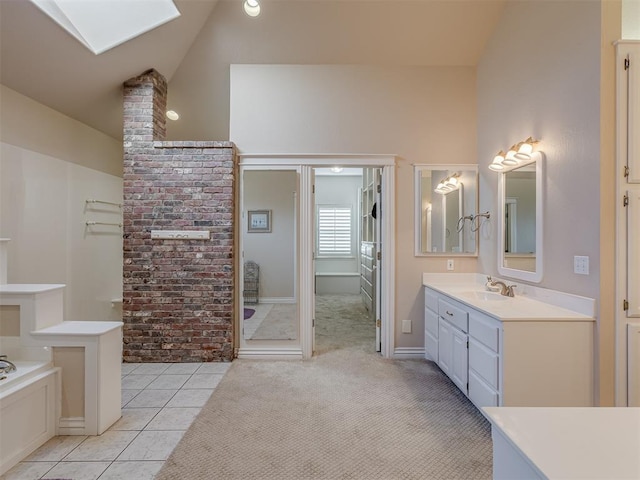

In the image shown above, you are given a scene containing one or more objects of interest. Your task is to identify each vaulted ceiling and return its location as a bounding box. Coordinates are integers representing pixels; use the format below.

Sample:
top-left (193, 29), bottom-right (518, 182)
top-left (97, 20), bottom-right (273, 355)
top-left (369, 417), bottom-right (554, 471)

top-left (0, 0), bottom-right (506, 141)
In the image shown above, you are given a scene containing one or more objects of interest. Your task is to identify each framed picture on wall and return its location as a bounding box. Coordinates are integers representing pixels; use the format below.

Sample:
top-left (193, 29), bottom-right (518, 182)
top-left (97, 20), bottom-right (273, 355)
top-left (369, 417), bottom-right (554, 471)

top-left (247, 210), bottom-right (271, 233)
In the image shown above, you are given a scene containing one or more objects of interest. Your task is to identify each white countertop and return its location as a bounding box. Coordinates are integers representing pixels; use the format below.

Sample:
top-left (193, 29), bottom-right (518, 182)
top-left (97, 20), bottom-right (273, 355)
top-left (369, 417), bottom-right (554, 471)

top-left (423, 273), bottom-right (595, 321)
top-left (31, 321), bottom-right (123, 336)
top-left (0, 284), bottom-right (66, 294)
top-left (483, 407), bottom-right (640, 479)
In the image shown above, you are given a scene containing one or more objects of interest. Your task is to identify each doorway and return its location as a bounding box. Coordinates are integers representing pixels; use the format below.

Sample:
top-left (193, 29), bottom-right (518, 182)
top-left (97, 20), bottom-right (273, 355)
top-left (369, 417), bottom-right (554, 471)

top-left (313, 167), bottom-right (380, 355)
top-left (237, 155), bottom-right (396, 360)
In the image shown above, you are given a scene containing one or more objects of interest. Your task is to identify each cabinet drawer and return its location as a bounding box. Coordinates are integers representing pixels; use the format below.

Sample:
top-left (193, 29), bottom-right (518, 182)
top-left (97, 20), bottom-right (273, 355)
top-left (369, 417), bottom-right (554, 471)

top-left (425, 288), bottom-right (438, 313)
top-left (425, 308), bottom-right (438, 338)
top-left (469, 370), bottom-right (499, 408)
top-left (469, 311), bottom-right (500, 352)
top-left (438, 298), bottom-right (468, 333)
top-left (469, 339), bottom-right (499, 390)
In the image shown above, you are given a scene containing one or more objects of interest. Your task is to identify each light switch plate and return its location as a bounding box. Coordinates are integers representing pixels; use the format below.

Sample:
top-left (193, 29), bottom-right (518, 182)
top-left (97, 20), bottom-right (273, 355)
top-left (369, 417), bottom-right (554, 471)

top-left (151, 230), bottom-right (210, 240)
top-left (574, 255), bottom-right (589, 275)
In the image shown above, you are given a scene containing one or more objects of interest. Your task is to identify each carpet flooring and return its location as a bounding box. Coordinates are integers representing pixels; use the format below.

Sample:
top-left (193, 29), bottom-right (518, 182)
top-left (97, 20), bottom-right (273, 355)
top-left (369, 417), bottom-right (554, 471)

top-left (156, 295), bottom-right (492, 480)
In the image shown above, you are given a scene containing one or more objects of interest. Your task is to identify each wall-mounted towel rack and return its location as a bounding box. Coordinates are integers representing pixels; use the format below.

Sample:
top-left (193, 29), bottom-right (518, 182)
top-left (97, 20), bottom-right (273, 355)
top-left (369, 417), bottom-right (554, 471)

top-left (86, 199), bottom-right (122, 208)
top-left (85, 221), bottom-right (122, 228)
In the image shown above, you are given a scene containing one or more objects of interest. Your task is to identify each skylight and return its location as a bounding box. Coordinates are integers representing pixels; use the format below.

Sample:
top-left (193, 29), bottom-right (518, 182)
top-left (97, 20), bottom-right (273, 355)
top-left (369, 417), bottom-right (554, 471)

top-left (30, 0), bottom-right (181, 55)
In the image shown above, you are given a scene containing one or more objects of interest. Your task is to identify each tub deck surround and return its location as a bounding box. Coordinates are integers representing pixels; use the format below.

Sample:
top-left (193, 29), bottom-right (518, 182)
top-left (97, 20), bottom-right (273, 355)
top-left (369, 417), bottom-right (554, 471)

top-left (423, 273), bottom-right (596, 409)
top-left (0, 284), bottom-right (66, 343)
top-left (0, 281), bottom-right (124, 473)
top-left (422, 272), bottom-right (596, 320)
top-left (483, 407), bottom-right (640, 480)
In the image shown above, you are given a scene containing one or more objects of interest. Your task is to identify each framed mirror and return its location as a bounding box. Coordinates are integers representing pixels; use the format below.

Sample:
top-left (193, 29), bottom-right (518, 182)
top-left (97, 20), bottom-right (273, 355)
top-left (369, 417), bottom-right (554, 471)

top-left (414, 165), bottom-right (478, 256)
top-left (497, 152), bottom-right (544, 282)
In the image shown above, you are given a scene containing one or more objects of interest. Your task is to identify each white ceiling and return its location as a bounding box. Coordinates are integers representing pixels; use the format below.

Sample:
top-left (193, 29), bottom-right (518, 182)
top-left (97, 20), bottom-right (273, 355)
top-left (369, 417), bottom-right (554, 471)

top-left (0, 0), bottom-right (506, 141)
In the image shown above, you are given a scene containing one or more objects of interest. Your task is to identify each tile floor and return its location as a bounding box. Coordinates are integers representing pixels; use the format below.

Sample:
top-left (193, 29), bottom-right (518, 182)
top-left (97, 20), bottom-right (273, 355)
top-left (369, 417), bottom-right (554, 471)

top-left (2, 362), bottom-right (231, 480)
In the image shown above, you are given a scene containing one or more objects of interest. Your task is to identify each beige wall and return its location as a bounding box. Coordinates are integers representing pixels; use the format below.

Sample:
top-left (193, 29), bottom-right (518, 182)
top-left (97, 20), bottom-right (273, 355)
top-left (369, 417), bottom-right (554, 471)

top-left (476, 1), bottom-right (613, 402)
top-left (0, 85), bottom-right (122, 177)
top-left (230, 65), bottom-right (478, 348)
top-left (622, 0), bottom-right (640, 39)
top-left (0, 86), bottom-right (123, 321)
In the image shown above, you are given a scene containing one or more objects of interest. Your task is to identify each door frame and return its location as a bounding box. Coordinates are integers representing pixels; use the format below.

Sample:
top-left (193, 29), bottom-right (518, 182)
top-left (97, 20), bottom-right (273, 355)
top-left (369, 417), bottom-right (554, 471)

top-left (238, 154), bottom-right (396, 359)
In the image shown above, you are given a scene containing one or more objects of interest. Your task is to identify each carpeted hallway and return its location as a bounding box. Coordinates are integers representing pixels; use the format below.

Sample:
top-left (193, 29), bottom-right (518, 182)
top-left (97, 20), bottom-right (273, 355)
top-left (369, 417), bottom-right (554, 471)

top-left (156, 294), bottom-right (492, 479)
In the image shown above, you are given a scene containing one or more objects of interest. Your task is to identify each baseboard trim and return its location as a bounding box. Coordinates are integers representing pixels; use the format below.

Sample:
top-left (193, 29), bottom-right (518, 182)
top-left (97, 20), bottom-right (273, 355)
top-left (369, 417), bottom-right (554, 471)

top-left (258, 297), bottom-right (296, 304)
top-left (237, 348), bottom-right (303, 360)
top-left (393, 347), bottom-right (425, 359)
top-left (58, 417), bottom-right (85, 435)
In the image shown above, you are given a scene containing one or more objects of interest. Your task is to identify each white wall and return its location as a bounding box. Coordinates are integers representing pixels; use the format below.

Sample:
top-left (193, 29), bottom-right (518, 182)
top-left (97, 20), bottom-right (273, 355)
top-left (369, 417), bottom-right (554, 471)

top-left (0, 85), bottom-right (123, 321)
top-left (231, 65), bottom-right (478, 348)
top-left (477, 1), bottom-right (601, 301)
top-left (477, 1), bottom-right (607, 400)
top-left (243, 170), bottom-right (297, 300)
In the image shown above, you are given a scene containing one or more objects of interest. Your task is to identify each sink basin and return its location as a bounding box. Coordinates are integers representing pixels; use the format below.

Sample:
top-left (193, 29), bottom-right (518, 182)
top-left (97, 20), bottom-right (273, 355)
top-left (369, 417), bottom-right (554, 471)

top-left (459, 291), bottom-right (509, 302)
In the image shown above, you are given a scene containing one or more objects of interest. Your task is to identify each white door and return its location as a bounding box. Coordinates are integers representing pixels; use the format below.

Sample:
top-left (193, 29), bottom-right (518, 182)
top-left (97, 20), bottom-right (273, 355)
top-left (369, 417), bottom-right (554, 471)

top-left (617, 43), bottom-right (640, 405)
top-left (311, 168), bottom-right (316, 353)
top-left (374, 169), bottom-right (382, 352)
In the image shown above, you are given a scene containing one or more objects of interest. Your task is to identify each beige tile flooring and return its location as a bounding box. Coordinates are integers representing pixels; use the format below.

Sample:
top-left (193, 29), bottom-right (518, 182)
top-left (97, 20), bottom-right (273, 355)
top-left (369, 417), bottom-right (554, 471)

top-left (2, 362), bottom-right (231, 480)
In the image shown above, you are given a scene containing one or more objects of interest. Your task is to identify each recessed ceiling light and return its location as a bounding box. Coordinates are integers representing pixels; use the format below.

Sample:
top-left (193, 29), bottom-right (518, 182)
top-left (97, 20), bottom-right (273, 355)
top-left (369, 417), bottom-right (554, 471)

top-left (243, 0), bottom-right (261, 17)
top-left (166, 110), bottom-right (180, 121)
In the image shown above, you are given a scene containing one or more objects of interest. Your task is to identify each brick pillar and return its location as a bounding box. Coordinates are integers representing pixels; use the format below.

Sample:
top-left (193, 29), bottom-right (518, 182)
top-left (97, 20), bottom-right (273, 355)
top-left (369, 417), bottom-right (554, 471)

top-left (122, 69), bottom-right (235, 362)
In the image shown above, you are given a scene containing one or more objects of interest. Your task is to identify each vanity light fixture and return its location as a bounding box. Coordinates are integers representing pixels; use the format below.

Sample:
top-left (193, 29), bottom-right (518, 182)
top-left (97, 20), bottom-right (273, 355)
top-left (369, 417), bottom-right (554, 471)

top-left (488, 138), bottom-right (540, 172)
top-left (434, 173), bottom-right (461, 194)
top-left (243, 0), bottom-right (261, 17)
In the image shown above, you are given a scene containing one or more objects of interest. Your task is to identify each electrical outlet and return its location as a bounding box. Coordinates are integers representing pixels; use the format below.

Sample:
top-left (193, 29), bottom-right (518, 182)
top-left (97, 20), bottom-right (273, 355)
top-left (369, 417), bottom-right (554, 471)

top-left (447, 259), bottom-right (454, 271)
top-left (574, 255), bottom-right (589, 275)
top-left (402, 319), bottom-right (412, 333)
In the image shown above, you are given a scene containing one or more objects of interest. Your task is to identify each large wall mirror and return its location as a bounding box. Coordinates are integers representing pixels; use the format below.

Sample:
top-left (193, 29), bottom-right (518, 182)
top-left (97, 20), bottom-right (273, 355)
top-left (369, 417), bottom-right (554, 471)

top-left (414, 165), bottom-right (478, 256)
top-left (497, 152), bottom-right (544, 282)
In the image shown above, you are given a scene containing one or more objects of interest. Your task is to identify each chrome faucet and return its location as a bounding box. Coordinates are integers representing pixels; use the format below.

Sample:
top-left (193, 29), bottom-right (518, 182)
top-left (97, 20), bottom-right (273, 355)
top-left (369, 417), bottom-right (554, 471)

top-left (487, 278), bottom-right (517, 297)
top-left (0, 355), bottom-right (17, 374)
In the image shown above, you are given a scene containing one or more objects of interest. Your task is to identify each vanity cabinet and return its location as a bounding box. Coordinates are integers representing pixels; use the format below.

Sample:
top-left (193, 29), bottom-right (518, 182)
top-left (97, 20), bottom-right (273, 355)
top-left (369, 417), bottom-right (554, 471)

top-left (424, 285), bottom-right (594, 408)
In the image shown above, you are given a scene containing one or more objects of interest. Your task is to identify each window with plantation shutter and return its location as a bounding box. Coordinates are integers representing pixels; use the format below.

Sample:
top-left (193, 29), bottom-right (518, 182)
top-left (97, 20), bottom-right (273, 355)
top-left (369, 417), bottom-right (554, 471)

top-left (317, 206), bottom-right (352, 256)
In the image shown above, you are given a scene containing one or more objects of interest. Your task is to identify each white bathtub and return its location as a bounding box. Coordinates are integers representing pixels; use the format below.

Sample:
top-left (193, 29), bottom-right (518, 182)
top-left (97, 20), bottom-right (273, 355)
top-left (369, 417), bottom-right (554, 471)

top-left (0, 360), bottom-right (60, 476)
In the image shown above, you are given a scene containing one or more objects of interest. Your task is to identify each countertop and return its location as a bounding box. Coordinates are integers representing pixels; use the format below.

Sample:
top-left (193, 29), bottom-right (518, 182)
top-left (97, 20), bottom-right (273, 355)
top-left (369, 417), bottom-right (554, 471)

top-left (483, 407), bottom-right (640, 479)
top-left (0, 284), bottom-right (66, 294)
top-left (423, 273), bottom-right (595, 321)
top-left (31, 321), bottom-right (123, 336)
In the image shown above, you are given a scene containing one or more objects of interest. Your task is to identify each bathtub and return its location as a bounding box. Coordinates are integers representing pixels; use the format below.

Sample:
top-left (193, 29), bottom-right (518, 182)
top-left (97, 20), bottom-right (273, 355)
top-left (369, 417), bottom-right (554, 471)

top-left (0, 360), bottom-right (60, 476)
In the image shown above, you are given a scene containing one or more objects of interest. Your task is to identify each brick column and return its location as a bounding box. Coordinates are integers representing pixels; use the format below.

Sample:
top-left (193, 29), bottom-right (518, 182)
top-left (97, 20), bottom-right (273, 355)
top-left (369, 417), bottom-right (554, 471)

top-left (122, 69), bottom-right (235, 362)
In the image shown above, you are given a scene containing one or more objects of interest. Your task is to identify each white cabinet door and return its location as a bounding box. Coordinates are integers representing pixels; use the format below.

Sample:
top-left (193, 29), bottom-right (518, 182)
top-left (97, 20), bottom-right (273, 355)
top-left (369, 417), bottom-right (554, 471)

top-left (627, 51), bottom-right (640, 183)
top-left (425, 307), bottom-right (439, 361)
top-left (438, 318), bottom-right (452, 377)
top-left (627, 187), bottom-right (640, 318)
top-left (451, 327), bottom-right (468, 394)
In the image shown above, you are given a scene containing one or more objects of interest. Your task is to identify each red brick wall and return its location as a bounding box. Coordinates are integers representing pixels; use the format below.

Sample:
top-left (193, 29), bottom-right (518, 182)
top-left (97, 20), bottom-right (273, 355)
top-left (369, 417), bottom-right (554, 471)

top-left (122, 69), bottom-right (235, 362)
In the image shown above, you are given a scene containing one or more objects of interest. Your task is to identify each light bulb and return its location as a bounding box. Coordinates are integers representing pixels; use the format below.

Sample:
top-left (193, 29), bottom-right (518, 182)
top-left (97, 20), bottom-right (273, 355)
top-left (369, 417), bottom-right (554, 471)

top-left (243, 0), bottom-right (260, 17)
top-left (488, 151), bottom-right (506, 171)
top-left (515, 140), bottom-right (534, 160)
top-left (445, 176), bottom-right (459, 189)
top-left (502, 146), bottom-right (519, 166)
